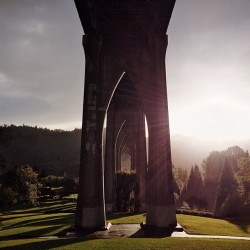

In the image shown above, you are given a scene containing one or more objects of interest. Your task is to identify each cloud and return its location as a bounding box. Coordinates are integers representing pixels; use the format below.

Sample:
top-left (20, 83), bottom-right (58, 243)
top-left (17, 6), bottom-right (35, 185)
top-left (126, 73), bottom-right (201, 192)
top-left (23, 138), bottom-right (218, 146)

top-left (0, 0), bottom-right (84, 128)
top-left (0, 93), bottom-right (50, 124)
top-left (0, 0), bottom-right (250, 140)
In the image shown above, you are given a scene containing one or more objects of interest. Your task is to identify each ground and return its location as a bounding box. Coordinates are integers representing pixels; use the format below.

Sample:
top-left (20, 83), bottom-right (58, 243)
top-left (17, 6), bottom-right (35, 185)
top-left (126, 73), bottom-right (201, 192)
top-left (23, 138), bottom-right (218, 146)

top-left (1, 199), bottom-right (250, 249)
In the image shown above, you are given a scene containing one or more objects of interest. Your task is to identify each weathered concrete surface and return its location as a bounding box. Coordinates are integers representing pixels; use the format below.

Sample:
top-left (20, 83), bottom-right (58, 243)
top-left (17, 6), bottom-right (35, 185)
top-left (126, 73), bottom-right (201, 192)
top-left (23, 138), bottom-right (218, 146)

top-left (74, 0), bottom-right (177, 230)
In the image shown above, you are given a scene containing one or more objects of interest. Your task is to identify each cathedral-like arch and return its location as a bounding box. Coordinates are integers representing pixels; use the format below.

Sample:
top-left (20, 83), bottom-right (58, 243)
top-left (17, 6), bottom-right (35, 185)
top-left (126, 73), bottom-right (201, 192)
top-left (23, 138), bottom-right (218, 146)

top-left (74, 0), bottom-right (177, 232)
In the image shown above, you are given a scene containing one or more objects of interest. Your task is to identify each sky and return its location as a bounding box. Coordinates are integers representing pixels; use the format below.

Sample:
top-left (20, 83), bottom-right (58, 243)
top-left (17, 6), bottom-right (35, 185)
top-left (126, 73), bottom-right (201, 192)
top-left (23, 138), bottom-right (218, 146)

top-left (0, 0), bottom-right (250, 141)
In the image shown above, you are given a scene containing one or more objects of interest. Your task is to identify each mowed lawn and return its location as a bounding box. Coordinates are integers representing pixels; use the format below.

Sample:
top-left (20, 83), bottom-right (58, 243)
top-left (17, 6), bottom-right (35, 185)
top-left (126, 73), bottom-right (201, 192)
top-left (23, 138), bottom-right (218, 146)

top-left (2, 238), bottom-right (250, 250)
top-left (1, 200), bottom-right (250, 249)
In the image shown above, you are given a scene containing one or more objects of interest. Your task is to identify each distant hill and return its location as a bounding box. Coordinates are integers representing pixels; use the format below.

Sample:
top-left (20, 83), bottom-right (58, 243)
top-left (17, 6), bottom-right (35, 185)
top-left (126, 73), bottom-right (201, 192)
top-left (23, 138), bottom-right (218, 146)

top-left (171, 134), bottom-right (250, 170)
top-left (0, 125), bottom-right (81, 177)
top-left (1, 125), bottom-right (249, 176)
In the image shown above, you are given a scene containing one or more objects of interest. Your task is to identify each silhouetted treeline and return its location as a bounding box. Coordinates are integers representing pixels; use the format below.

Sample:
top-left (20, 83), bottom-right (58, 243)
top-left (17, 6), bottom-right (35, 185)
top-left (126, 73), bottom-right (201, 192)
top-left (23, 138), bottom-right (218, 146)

top-left (174, 146), bottom-right (250, 218)
top-left (0, 125), bottom-right (81, 177)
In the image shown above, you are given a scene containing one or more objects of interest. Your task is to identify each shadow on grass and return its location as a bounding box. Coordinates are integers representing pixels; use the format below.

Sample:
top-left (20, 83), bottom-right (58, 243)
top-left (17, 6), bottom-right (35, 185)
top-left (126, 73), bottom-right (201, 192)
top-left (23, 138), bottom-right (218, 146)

top-left (2, 237), bottom-right (92, 250)
top-left (2, 199), bottom-right (76, 214)
top-left (225, 217), bottom-right (250, 233)
top-left (106, 213), bottom-right (145, 221)
top-left (1, 224), bottom-right (72, 239)
top-left (1, 213), bottom-right (40, 222)
top-left (1, 213), bottom-right (76, 240)
top-left (2, 214), bottom-right (74, 231)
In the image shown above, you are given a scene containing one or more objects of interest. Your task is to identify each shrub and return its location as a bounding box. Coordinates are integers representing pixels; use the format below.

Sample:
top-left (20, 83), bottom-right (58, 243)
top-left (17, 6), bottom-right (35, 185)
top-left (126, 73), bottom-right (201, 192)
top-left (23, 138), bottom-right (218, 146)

top-left (116, 170), bottom-right (136, 212)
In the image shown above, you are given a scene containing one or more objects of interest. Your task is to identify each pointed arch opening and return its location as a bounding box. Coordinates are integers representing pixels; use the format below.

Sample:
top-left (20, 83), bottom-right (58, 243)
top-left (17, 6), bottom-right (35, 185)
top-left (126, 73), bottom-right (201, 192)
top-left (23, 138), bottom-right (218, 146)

top-left (104, 72), bottom-right (148, 213)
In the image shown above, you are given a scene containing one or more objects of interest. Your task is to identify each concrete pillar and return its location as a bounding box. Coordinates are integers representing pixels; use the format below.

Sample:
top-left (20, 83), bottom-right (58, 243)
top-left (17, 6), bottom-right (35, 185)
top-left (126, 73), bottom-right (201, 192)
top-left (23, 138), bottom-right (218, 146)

top-left (145, 34), bottom-right (176, 228)
top-left (75, 35), bottom-right (106, 229)
top-left (74, 0), bottom-right (177, 231)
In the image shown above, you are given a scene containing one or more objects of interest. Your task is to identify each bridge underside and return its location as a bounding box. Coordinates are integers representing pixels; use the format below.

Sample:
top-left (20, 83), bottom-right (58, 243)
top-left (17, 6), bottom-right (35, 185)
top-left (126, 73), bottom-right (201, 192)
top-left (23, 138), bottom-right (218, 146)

top-left (74, 0), bottom-right (177, 230)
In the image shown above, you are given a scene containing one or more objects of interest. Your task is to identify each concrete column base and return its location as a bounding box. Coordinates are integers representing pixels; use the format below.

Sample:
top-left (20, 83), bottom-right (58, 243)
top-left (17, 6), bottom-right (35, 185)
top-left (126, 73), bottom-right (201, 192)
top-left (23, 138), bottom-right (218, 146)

top-left (146, 204), bottom-right (177, 228)
top-left (76, 207), bottom-right (106, 229)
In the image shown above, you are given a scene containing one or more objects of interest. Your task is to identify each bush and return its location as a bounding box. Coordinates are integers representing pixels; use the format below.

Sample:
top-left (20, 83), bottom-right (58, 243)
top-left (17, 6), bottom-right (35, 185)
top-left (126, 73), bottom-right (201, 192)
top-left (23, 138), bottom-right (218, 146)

top-left (177, 208), bottom-right (213, 218)
top-left (0, 165), bottom-right (40, 206)
top-left (116, 170), bottom-right (136, 212)
top-left (0, 187), bottom-right (19, 207)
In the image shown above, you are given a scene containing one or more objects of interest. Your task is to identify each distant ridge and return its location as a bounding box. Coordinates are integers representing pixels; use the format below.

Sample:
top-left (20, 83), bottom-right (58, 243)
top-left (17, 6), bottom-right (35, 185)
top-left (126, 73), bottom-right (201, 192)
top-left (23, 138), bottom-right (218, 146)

top-left (171, 134), bottom-right (250, 169)
top-left (1, 125), bottom-right (249, 174)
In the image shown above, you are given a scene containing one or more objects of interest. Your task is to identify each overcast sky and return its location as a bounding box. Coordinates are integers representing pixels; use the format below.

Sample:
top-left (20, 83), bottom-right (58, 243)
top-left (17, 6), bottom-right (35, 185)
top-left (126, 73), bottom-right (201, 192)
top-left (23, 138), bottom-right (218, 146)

top-left (1, 0), bottom-right (250, 141)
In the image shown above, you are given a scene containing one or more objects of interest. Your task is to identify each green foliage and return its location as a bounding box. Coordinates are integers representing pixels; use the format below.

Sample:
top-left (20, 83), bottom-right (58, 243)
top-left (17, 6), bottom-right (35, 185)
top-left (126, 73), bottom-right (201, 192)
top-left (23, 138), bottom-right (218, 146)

top-left (202, 151), bottom-right (225, 211)
top-left (237, 157), bottom-right (250, 208)
top-left (0, 125), bottom-right (81, 177)
top-left (62, 177), bottom-right (79, 197)
top-left (0, 187), bottom-right (19, 206)
top-left (177, 209), bottom-right (212, 217)
top-left (172, 165), bottom-right (188, 192)
top-left (116, 170), bottom-right (136, 212)
top-left (225, 146), bottom-right (249, 171)
top-left (213, 159), bottom-right (242, 217)
top-left (41, 175), bottom-right (64, 188)
top-left (202, 146), bottom-right (248, 212)
top-left (181, 165), bottom-right (206, 210)
top-left (0, 125), bottom-right (10, 174)
top-left (0, 165), bottom-right (40, 207)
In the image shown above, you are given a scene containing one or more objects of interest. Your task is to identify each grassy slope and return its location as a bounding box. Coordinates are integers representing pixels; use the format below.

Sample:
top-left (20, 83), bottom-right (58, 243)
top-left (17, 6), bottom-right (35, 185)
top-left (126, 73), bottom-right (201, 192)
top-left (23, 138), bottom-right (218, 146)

top-left (1, 238), bottom-right (250, 250)
top-left (177, 214), bottom-right (250, 237)
top-left (1, 200), bottom-right (250, 249)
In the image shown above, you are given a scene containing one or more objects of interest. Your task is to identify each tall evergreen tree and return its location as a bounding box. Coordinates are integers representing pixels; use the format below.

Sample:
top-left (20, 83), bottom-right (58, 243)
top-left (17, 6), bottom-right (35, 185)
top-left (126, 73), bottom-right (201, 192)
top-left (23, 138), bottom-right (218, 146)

top-left (237, 157), bottom-right (250, 209)
top-left (202, 146), bottom-right (247, 212)
top-left (181, 165), bottom-right (206, 209)
top-left (213, 158), bottom-right (241, 217)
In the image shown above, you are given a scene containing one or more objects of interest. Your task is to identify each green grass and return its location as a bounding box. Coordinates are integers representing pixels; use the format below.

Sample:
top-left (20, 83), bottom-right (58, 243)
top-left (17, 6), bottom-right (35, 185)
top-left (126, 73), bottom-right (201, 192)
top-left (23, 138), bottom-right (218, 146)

top-left (1, 199), bottom-right (76, 214)
top-left (177, 214), bottom-right (250, 237)
top-left (1, 200), bottom-right (250, 249)
top-left (107, 213), bottom-right (146, 224)
top-left (1, 237), bottom-right (250, 250)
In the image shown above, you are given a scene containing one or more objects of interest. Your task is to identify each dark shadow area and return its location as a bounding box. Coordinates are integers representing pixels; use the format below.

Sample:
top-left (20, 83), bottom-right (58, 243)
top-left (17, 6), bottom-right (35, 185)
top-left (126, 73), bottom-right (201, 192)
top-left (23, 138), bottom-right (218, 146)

top-left (2, 200), bottom-right (76, 214)
top-left (1, 237), bottom-right (94, 250)
top-left (1, 213), bottom-right (41, 222)
top-left (1, 225), bottom-right (68, 240)
top-left (225, 217), bottom-right (250, 233)
top-left (1, 212), bottom-right (75, 240)
top-left (132, 224), bottom-right (177, 238)
top-left (2, 214), bottom-right (73, 230)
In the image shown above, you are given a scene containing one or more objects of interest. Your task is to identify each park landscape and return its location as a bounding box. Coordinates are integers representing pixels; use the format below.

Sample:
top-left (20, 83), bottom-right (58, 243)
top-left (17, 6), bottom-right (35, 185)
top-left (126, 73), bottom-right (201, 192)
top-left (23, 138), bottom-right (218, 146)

top-left (1, 125), bottom-right (250, 249)
top-left (0, 198), bottom-right (250, 249)
top-left (1, 0), bottom-right (250, 249)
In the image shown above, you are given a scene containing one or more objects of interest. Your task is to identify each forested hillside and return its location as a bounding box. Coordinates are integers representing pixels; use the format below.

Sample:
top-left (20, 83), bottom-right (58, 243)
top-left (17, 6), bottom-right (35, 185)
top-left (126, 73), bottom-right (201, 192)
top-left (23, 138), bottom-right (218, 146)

top-left (0, 125), bottom-right (81, 177)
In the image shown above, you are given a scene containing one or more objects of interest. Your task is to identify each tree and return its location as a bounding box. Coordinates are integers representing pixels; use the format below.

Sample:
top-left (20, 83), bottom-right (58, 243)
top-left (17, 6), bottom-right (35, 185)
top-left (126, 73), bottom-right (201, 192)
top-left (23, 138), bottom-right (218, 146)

top-left (213, 158), bottom-right (241, 217)
top-left (1, 165), bottom-right (40, 206)
top-left (181, 165), bottom-right (206, 210)
top-left (116, 170), bottom-right (136, 212)
top-left (62, 177), bottom-right (79, 197)
top-left (203, 146), bottom-right (248, 212)
top-left (172, 165), bottom-right (188, 192)
top-left (0, 125), bottom-right (10, 174)
top-left (237, 157), bottom-right (250, 209)
top-left (41, 175), bottom-right (64, 188)
top-left (225, 146), bottom-right (248, 171)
